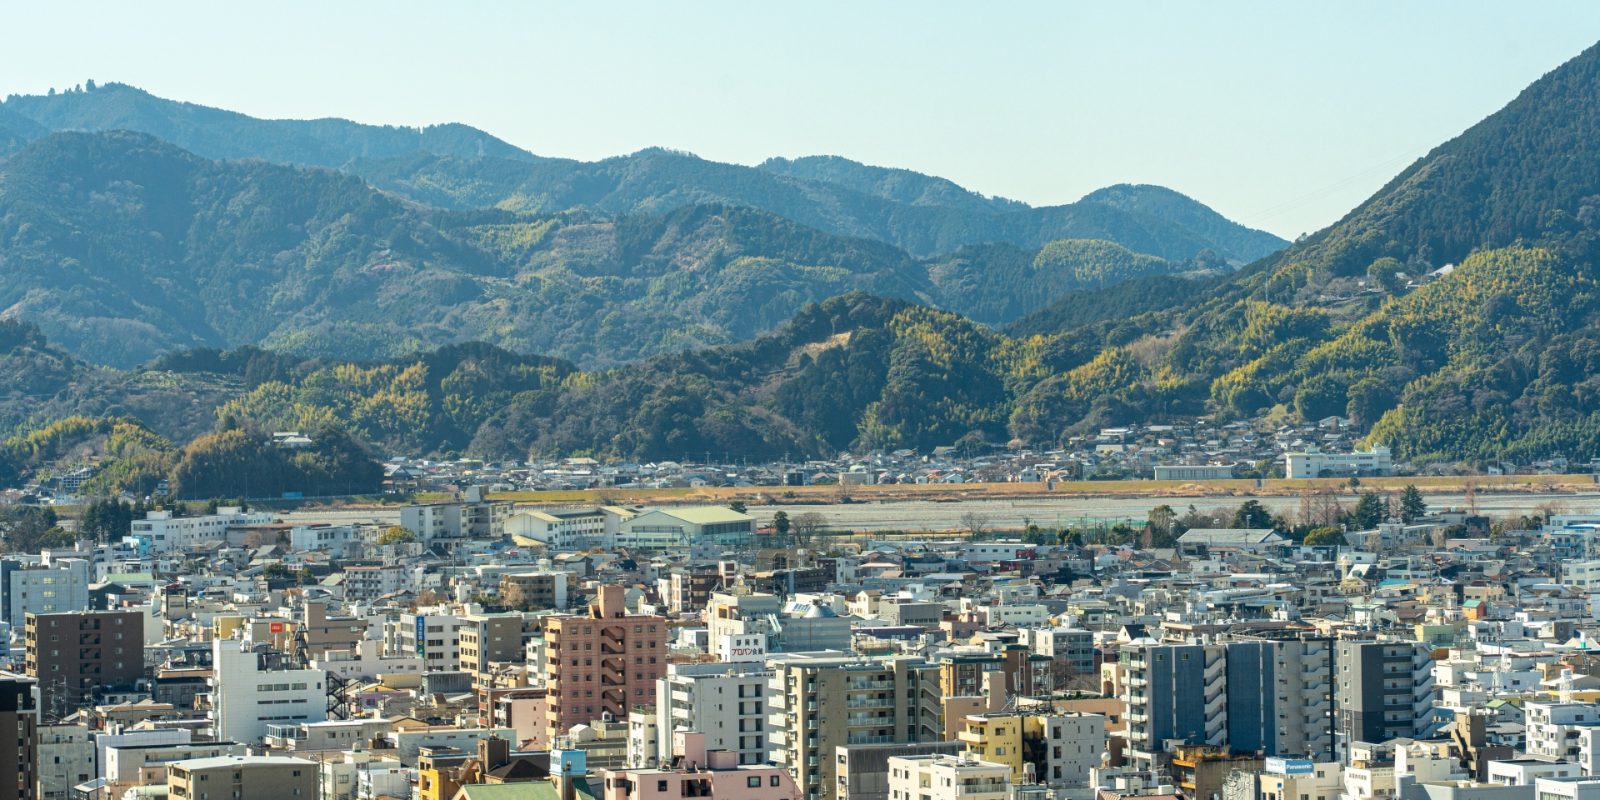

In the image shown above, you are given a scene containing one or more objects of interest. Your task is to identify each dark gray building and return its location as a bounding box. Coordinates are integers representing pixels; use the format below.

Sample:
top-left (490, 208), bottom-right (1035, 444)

top-left (1336, 640), bottom-right (1439, 755)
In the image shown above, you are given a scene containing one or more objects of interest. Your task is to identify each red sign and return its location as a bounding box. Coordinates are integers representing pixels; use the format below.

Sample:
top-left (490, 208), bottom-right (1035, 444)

top-left (270, 622), bottom-right (285, 633)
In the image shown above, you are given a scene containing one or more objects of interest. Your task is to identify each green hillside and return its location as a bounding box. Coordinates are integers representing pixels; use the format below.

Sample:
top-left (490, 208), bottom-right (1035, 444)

top-left (1080, 184), bottom-right (1288, 264)
top-left (1, 130), bottom-right (1211, 371)
top-left (1, 84), bottom-right (1281, 263)
top-left (0, 82), bottom-right (538, 166)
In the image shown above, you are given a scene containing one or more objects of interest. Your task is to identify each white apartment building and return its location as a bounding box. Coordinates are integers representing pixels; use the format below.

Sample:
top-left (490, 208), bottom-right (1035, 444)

top-left (344, 565), bottom-right (407, 600)
top-left (629, 707), bottom-right (661, 768)
top-left (983, 604), bottom-right (1048, 627)
top-left (1564, 561), bottom-right (1600, 591)
top-left (1286, 446), bottom-right (1393, 479)
top-left (656, 661), bottom-right (773, 765)
top-left (210, 638), bottom-right (328, 745)
top-left (38, 722), bottom-right (95, 800)
top-left (309, 640), bottom-right (425, 681)
top-left (291, 524), bottom-right (357, 557)
top-left (1527, 702), bottom-right (1600, 775)
top-left (318, 750), bottom-right (406, 800)
top-left (887, 753), bottom-right (1011, 800)
top-left (962, 542), bottom-right (1033, 562)
top-left (384, 611), bottom-right (464, 670)
top-left (1257, 760), bottom-right (1341, 800)
top-left (1022, 628), bottom-right (1096, 679)
top-left (132, 507), bottom-right (273, 553)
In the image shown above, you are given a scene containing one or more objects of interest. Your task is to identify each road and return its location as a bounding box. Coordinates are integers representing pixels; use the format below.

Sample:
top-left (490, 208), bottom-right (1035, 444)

top-left (277, 488), bottom-right (1600, 532)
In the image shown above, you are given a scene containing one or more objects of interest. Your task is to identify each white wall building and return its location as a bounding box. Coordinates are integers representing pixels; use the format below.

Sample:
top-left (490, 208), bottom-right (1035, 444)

top-left (291, 525), bottom-right (357, 557)
top-left (1286, 446), bottom-right (1393, 479)
top-left (507, 509), bottom-right (608, 550)
top-left (656, 661), bottom-right (772, 765)
top-left (210, 638), bottom-right (328, 745)
top-left (1527, 702), bottom-right (1600, 775)
top-left (888, 753), bottom-right (1011, 800)
top-left (309, 640), bottom-right (425, 682)
top-left (132, 507), bottom-right (273, 554)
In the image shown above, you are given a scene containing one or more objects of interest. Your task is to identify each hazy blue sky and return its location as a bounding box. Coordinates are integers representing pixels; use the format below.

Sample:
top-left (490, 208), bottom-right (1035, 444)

top-left (6, 2), bottom-right (1600, 238)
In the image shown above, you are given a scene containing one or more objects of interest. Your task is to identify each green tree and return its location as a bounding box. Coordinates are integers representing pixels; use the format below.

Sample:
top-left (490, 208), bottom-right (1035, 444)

top-left (1344, 491), bottom-right (1388, 530)
top-left (1345, 377), bottom-right (1397, 428)
top-left (1399, 485), bottom-right (1426, 523)
top-left (771, 511), bottom-right (790, 538)
top-left (295, 568), bottom-right (317, 585)
top-left (728, 500), bottom-right (747, 515)
top-left (1230, 500), bottom-right (1273, 529)
top-left (377, 527), bottom-right (417, 545)
top-left (1303, 527), bottom-right (1347, 546)
top-left (1366, 256), bottom-right (1406, 291)
top-left (1295, 375), bottom-right (1349, 422)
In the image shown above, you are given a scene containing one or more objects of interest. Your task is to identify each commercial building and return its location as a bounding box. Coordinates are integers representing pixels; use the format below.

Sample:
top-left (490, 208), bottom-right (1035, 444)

top-left (544, 586), bottom-right (668, 740)
top-left (1021, 627), bottom-right (1096, 682)
top-left (295, 602), bottom-right (371, 661)
top-left (1, 558), bottom-right (91, 628)
top-left (167, 755), bottom-right (316, 800)
top-left (0, 672), bottom-right (38, 800)
top-left (767, 654), bottom-right (946, 800)
top-left (656, 661), bottom-right (773, 766)
top-left (938, 647), bottom-right (1053, 700)
top-left (1286, 446), bottom-right (1394, 479)
top-left (886, 753), bottom-right (1011, 800)
top-left (384, 610), bottom-right (464, 669)
top-left (835, 741), bottom-right (966, 800)
top-left (1335, 641), bottom-right (1440, 755)
top-left (667, 562), bottom-right (726, 615)
top-left (133, 507), bottom-right (273, 554)
top-left (1153, 464), bottom-right (1237, 481)
top-left (507, 508), bottom-right (609, 549)
top-left (25, 610), bottom-right (145, 719)
top-left (209, 638), bottom-right (328, 745)
top-left (610, 507), bottom-right (755, 550)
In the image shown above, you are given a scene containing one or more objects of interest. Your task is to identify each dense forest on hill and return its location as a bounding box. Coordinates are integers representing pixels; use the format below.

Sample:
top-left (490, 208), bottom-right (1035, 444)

top-left (0, 130), bottom-right (1214, 369)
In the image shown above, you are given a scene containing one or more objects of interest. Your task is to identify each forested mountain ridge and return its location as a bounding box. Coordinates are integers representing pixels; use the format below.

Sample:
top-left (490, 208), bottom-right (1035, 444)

top-left (1, 83), bottom-right (1284, 263)
top-left (1001, 40), bottom-right (1600, 467)
top-left (1080, 184), bottom-right (1289, 267)
top-left (0, 82), bottom-right (539, 167)
top-left (0, 130), bottom-right (1202, 370)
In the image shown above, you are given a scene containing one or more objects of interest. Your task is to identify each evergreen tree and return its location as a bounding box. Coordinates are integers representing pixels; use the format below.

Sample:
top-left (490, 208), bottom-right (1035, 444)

top-left (1399, 485), bottom-right (1427, 523)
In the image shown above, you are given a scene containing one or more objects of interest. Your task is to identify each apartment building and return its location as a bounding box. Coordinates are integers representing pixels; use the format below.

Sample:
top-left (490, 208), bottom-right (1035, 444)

top-left (595, 731), bottom-right (800, 800)
top-left (133, 507), bottom-right (273, 554)
top-left (886, 753), bottom-right (1011, 800)
top-left (167, 755), bottom-right (316, 800)
top-left (958, 711), bottom-right (1106, 787)
top-left (544, 586), bottom-right (668, 740)
top-left (938, 646), bottom-right (1053, 699)
top-left (296, 602), bottom-right (370, 660)
top-left (25, 610), bottom-right (145, 719)
top-left (458, 613), bottom-right (531, 690)
top-left (209, 639), bottom-right (328, 745)
top-left (500, 570), bottom-right (571, 611)
top-left (385, 610), bottom-right (464, 669)
top-left (667, 562), bottom-right (726, 615)
top-left (1335, 641), bottom-right (1441, 755)
top-left (1, 558), bottom-right (91, 627)
top-left (656, 661), bottom-right (773, 765)
top-left (1121, 637), bottom-right (1337, 769)
top-left (399, 487), bottom-right (511, 544)
top-left (0, 672), bottom-right (38, 800)
top-left (1525, 701), bottom-right (1600, 774)
top-left (342, 565), bottom-right (407, 601)
top-left (1022, 627), bottom-right (1096, 679)
top-left (767, 654), bottom-right (945, 800)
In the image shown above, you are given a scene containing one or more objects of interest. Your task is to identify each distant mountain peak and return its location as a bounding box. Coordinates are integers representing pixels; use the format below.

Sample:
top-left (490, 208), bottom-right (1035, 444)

top-left (758, 154), bottom-right (1030, 214)
top-left (1079, 183), bottom-right (1287, 264)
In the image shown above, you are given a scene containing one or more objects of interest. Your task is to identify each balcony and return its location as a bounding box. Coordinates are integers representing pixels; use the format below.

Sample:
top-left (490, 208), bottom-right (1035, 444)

top-left (955, 786), bottom-right (1008, 796)
top-left (847, 734), bottom-right (894, 745)
top-left (847, 681), bottom-right (894, 691)
top-left (847, 698), bottom-right (892, 709)
top-left (847, 714), bottom-right (889, 727)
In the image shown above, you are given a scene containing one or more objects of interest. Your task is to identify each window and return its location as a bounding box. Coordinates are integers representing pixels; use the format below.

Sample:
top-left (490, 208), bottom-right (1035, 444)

top-left (772, 776), bottom-right (782, 786)
top-left (659, 782), bottom-right (669, 792)
top-left (749, 778), bottom-right (763, 788)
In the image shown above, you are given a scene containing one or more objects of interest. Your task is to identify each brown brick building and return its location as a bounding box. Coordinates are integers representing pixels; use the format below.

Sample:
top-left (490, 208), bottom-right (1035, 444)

top-left (544, 585), bottom-right (666, 740)
top-left (26, 610), bottom-right (145, 719)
